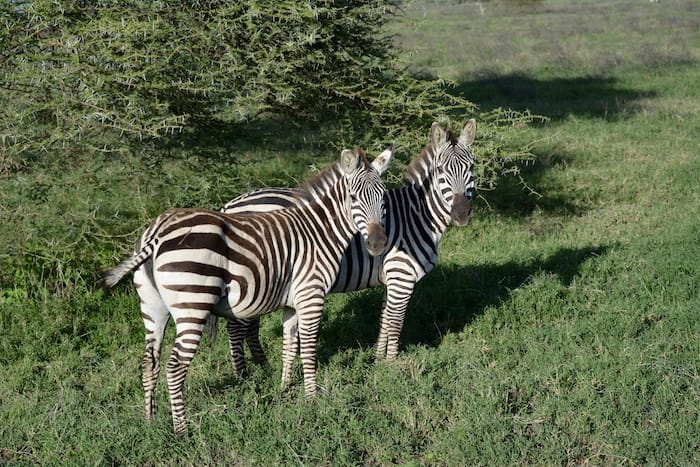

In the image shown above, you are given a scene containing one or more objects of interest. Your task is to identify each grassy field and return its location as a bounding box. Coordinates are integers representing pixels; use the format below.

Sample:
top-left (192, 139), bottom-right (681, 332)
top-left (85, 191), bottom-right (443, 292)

top-left (2, 0), bottom-right (699, 464)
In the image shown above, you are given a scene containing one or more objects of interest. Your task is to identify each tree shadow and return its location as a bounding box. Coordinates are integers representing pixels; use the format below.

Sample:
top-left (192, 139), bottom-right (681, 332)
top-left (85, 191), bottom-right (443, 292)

top-left (317, 244), bottom-right (610, 362)
top-left (452, 72), bottom-right (657, 122)
top-left (478, 145), bottom-right (583, 219)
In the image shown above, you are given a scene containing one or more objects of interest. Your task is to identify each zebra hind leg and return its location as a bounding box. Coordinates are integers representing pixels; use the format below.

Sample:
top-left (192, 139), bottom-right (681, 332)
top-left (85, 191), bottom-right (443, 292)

top-left (143, 339), bottom-right (163, 421)
top-left (142, 313), bottom-right (169, 420)
top-left (166, 312), bottom-right (208, 437)
top-left (135, 266), bottom-right (170, 422)
top-left (245, 317), bottom-right (268, 366)
top-left (226, 318), bottom-right (249, 377)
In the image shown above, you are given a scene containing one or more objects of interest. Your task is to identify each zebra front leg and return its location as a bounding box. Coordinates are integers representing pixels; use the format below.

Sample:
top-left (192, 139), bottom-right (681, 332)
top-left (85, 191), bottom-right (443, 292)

top-left (245, 317), bottom-right (268, 366)
top-left (296, 300), bottom-right (324, 397)
top-left (166, 313), bottom-right (208, 437)
top-left (375, 292), bottom-right (389, 360)
top-left (379, 278), bottom-right (415, 360)
top-left (226, 318), bottom-right (249, 377)
top-left (281, 308), bottom-right (299, 389)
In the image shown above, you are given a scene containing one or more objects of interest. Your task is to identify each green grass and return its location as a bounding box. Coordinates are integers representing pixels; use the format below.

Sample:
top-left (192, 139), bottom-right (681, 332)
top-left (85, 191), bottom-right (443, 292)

top-left (2, 0), bottom-right (700, 464)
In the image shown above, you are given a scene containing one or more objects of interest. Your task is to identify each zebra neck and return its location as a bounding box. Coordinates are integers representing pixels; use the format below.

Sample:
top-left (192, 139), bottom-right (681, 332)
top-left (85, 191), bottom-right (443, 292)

top-left (398, 179), bottom-right (452, 241)
top-left (403, 149), bottom-right (453, 235)
top-left (297, 180), bottom-right (357, 256)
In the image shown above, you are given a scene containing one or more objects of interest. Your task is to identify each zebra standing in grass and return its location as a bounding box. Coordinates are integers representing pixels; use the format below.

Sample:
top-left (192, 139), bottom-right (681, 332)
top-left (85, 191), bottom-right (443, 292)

top-left (101, 147), bottom-right (391, 436)
top-left (221, 120), bottom-right (476, 382)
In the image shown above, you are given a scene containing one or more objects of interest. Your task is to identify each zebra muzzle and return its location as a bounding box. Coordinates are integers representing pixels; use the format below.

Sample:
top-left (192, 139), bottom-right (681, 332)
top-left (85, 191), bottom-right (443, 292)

top-left (365, 222), bottom-right (388, 256)
top-left (451, 192), bottom-right (472, 227)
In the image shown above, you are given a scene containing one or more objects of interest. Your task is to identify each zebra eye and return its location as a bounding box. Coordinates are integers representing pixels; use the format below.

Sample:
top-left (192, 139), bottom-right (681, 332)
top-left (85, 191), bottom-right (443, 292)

top-left (466, 189), bottom-right (475, 201)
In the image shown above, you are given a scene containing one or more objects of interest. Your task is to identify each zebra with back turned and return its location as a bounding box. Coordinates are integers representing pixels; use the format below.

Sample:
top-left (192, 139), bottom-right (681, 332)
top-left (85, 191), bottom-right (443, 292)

top-left (221, 120), bottom-right (476, 382)
top-left (102, 147), bottom-right (391, 436)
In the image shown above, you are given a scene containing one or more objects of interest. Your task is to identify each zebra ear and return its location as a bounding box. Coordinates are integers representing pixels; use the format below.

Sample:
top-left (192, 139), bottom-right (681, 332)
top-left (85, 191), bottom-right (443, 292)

top-left (430, 122), bottom-right (447, 148)
top-left (371, 146), bottom-right (393, 175)
top-left (459, 119), bottom-right (477, 146)
top-left (339, 149), bottom-right (361, 175)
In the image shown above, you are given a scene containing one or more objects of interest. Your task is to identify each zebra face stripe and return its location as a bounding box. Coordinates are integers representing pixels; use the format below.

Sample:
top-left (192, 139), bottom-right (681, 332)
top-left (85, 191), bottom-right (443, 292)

top-left (342, 148), bottom-right (391, 256)
top-left (435, 140), bottom-right (476, 227)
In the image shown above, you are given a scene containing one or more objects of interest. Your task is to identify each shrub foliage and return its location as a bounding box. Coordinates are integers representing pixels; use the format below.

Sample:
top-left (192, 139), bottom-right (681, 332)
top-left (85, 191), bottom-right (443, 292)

top-left (4, 1), bottom-right (399, 147)
top-left (1, 0), bottom-right (533, 171)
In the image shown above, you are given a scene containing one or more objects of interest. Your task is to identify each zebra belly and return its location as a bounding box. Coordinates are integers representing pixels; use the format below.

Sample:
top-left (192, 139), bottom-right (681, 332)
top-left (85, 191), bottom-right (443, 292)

top-left (213, 287), bottom-right (291, 320)
top-left (215, 269), bottom-right (294, 320)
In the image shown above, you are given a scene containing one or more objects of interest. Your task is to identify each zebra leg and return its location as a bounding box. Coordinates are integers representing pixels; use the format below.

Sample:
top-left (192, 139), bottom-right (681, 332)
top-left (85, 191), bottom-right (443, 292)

top-left (379, 277), bottom-right (416, 360)
top-left (375, 292), bottom-right (389, 360)
top-left (142, 314), bottom-right (169, 421)
top-left (226, 317), bottom-right (268, 375)
top-left (134, 266), bottom-right (169, 421)
top-left (225, 318), bottom-right (248, 377)
top-left (281, 308), bottom-right (299, 389)
top-left (295, 299), bottom-right (324, 397)
top-left (166, 311), bottom-right (208, 437)
top-left (245, 317), bottom-right (268, 366)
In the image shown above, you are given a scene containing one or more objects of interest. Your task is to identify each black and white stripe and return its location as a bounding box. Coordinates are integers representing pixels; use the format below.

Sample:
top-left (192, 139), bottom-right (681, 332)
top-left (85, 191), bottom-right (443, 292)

top-left (102, 148), bottom-right (391, 436)
top-left (222, 120), bottom-right (477, 374)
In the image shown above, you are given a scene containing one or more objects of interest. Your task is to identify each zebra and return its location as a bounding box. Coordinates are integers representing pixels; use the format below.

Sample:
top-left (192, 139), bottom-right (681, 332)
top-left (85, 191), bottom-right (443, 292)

top-left (101, 147), bottom-right (391, 436)
top-left (220, 120), bottom-right (476, 383)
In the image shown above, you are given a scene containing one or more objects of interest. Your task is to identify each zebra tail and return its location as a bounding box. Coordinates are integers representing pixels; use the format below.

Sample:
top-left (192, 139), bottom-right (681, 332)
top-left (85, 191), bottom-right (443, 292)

top-left (100, 241), bottom-right (155, 290)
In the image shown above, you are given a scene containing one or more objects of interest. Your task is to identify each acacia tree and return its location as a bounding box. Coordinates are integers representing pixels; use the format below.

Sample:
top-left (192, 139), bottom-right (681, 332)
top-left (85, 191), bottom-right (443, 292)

top-left (1, 0), bottom-right (537, 295)
top-left (1, 0), bottom-right (534, 185)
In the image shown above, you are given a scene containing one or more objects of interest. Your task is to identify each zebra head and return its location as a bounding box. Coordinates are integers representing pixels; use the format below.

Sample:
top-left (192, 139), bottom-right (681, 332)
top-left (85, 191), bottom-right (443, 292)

top-left (339, 147), bottom-right (392, 256)
top-left (430, 119), bottom-right (477, 227)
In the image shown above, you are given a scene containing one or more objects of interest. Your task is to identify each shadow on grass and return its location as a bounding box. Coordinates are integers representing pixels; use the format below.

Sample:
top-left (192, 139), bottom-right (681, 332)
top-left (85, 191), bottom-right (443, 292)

top-left (453, 73), bottom-right (657, 121)
top-left (204, 244), bottom-right (609, 389)
top-left (317, 244), bottom-right (609, 361)
top-left (479, 145), bottom-right (582, 219)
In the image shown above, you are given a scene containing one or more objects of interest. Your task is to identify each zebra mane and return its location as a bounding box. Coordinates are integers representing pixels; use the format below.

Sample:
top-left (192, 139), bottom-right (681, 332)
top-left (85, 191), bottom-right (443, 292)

top-left (293, 149), bottom-right (369, 202)
top-left (404, 129), bottom-right (457, 186)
